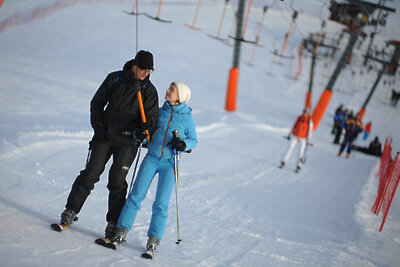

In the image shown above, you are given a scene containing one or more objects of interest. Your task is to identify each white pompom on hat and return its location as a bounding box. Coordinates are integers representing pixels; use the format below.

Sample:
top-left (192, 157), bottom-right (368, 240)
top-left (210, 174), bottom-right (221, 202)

top-left (174, 82), bottom-right (191, 104)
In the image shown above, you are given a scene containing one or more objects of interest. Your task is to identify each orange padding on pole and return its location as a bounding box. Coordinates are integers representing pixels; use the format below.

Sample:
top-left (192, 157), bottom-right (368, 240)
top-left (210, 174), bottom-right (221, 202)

top-left (137, 91), bottom-right (150, 142)
top-left (225, 68), bottom-right (239, 111)
top-left (311, 89), bottom-right (333, 130)
top-left (359, 108), bottom-right (366, 121)
top-left (0, 0), bottom-right (3, 8)
top-left (305, 92), bottom-right (312, 109)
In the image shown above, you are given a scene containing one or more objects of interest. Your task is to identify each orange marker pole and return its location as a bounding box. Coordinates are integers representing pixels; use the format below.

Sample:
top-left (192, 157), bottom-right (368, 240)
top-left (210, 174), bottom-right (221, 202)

top-left (225, 68), bottom-right (239, 111)
top-left (137, 91), bottom-right (150, 142)
top-left (305, 92), bottom-right (312, 109)
top-left (312, 90), bottom-right (333, 130)
top-left (225, 0), bottom-right (245, 112)
top-left (312, 29), bottom-right (359, 130)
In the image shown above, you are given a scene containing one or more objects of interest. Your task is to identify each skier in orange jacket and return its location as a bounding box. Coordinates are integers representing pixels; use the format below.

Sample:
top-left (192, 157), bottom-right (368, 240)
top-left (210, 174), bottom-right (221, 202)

top-left (280, 108), bottom-right (313, 172)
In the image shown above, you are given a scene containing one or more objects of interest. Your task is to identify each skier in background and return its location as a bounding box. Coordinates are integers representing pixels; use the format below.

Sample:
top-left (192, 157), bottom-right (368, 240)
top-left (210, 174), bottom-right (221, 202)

top-left (111, 82), bottom-right (197, 255)
top-left (390, 88), bottom-right (399, 107)
top-left (363, 121), bottom-right (372, 140)
top-left (331, 103), bottom-right (343, 134)
top-left (356, 136), bottom-right (382, 157)
top-left (333, 109), bottom-right (349, 144)
top-left (337, 113), bottom-right (363, 159)
top-left (279, 108), bottom-right (313, 173)
top-left (56, 50), bottom-right (159, 238)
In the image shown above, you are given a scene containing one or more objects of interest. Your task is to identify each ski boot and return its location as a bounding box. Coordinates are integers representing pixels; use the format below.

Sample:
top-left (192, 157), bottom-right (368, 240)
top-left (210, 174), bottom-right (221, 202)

top-left (50, 208), bottom-right (78, 231)
top-left (61, 209), bottom-right (78, 226)
top-left (95, 226), bottom-right (127, 249)
top-left (142, 236), bottom-right (160, 259)
top-left (104, 221), bottom-right (116, 239)
top-left (111, 227), bottom-right (129, 244)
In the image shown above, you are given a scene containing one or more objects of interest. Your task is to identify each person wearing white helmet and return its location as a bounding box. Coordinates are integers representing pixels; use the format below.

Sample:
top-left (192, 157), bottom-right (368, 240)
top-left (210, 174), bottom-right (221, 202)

top-left (111, 81), bottom-right (197, 254)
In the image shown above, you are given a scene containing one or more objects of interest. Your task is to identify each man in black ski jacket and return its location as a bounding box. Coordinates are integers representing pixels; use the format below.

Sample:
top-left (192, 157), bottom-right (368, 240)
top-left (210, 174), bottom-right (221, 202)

top-left (59, 50), bottom-right (159, 238)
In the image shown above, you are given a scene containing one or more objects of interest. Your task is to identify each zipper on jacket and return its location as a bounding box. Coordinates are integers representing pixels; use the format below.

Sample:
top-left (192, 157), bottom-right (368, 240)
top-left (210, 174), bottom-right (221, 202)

top-left (160, 107), bottom-right (174, 158)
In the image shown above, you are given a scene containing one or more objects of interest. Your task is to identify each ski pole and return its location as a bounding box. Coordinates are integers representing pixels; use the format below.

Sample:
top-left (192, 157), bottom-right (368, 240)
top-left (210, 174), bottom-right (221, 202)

top-left (129, 142), bottom-right (142, 194)
top-left (129, 86), bottom-right (150, 193)
top-left (85, 141), bottom-right (92, 168)
top-left (173, 130), bottom-right (182, 245)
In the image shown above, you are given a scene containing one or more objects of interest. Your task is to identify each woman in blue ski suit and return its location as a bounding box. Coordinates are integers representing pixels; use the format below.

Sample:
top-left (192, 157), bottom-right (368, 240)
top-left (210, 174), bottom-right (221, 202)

top-left (112, 81), bottom-right (197, 250)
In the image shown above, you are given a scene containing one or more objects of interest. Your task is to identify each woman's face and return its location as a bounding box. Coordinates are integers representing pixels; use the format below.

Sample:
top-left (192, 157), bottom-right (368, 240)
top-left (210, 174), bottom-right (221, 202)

top-left (165, 83), bottom-right (180, 105)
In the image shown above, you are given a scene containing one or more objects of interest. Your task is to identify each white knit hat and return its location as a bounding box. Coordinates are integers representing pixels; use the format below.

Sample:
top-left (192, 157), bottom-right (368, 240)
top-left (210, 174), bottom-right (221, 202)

top-left (174, 82), bottom-right (191, 104)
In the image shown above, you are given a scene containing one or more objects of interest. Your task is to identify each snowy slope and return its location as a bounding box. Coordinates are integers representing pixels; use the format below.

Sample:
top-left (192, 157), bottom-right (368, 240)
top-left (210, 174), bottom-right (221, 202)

top-left (0, 0), bottom-right (400, 266)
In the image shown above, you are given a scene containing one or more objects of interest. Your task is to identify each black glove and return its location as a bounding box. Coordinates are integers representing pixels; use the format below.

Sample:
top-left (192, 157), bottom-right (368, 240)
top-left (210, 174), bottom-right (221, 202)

top-left (134, 129), bottom-right (149, 143)
top-left (140, 120), bottom-right (152, 131)
top-left (171, 140), bottom-right (186, 151)
top-left (169, 130), bottom-right (186, 151)
top-left (93, 125), bottom-right (108, 142)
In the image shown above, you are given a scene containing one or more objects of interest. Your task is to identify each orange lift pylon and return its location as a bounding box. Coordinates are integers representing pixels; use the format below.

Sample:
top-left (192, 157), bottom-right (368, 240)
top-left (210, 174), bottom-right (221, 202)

top-left (312, 26), bottom-right (362, 130)
top-left (225, 0), bottom-right (246, 112)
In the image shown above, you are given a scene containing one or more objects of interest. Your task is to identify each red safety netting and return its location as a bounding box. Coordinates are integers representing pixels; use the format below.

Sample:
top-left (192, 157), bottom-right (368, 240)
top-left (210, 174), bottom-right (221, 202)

top-left (370, 137), bottom-right (400, 231)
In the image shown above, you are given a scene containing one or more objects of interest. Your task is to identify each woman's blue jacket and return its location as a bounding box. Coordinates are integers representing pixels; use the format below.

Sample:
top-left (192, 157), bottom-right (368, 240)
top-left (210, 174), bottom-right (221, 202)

top-left (146, 101), bottom-right (197, 159)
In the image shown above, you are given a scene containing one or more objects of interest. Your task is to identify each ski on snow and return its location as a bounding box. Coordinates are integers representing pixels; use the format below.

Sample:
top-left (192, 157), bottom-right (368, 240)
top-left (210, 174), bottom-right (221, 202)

top-left (50, 216), bottom-right (78, 232)
top-left (50, 223), bottom-right (71, 232)
top-left (141, 248), bottom-right (156, 259)
top-left (278, 165), bottom-right (301, 173)
top-left (95, 238), bottom-right (156, 259)
top-left (94, 238), bottom-right (120, 250)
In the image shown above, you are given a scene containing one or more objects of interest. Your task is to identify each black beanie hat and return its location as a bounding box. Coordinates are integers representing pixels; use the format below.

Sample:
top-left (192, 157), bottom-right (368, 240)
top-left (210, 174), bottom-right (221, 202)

top-left (134, 50), bottom-right (154, 70)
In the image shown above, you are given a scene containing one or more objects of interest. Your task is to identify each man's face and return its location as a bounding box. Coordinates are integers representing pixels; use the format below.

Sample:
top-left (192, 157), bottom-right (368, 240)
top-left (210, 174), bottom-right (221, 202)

top-left (132, 65), bottom-right (150, 80)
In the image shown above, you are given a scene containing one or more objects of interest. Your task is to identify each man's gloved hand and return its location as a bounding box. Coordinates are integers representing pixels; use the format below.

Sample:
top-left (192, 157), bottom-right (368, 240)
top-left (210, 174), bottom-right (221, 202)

top-left (93, 125), bottom-right (108, 142)
top-left (134, 129), bottom-right (149, 143)
top-left (140, 121), bottom-right (152, 131)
